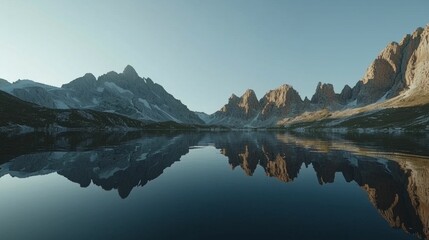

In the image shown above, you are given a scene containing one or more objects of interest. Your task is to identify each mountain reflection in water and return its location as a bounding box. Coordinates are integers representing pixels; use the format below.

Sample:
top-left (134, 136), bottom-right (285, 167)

top-left (0, 132), bottom-right (428, 240)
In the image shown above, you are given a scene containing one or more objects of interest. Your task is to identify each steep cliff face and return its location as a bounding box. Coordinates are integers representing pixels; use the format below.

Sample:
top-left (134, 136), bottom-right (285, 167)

top-left (259, 84), bottom-right (303, 120)
top-left (210, 24), bottom-right (429, 127)
top-left (217, 89), bottom-right (261, 119)
top-left (339, 85), bottom-right (352, 104)
top-left (353, 26), bottom-right (428, 105)
top-left (310, 82), bottom-right (342, 108)
top-left (210, 90), bottom-right (261, 126)
top-left (210, 85), bottom-right (303, 127)
top-left (405, 26), bottom-right (429, 92)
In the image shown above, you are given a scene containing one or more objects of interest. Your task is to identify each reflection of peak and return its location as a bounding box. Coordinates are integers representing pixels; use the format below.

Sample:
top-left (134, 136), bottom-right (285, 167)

top-left (238, 145), bottom-right (259, 176)
top-left (0, 133), bottom-right (202, 199)
top-left (1, 132), bottom-right (429, 239)
top-left (263, 154), bottom-right (293, 182)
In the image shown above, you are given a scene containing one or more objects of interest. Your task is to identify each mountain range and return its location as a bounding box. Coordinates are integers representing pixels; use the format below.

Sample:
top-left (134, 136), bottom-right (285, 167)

top-left (1, 24), bottom-right (428, 131)
top-left (207, 24), bottom-right (429, 128)
top-left (0, 65), bottom-right (202, 124)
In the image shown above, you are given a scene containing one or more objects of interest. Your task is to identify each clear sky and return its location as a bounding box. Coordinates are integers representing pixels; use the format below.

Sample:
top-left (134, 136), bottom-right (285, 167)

top-left (1, 0), bottom-right (428, 113)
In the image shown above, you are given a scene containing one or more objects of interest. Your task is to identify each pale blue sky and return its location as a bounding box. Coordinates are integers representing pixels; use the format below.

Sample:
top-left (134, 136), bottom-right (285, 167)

top-left (1, 0), bottom-right (428, 113)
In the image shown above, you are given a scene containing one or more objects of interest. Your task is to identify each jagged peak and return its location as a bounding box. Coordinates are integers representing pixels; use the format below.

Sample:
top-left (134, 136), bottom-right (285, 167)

top-left (0, 78), bottom-right (10, 85)
top-left (62, 73), bottom-right (97, 89)
top-left (315, 82), bottom-right (335, 91)
top-left (83, 73), bottom-right (96, 81)
top-left (146, 77), bottom-right (154, 84)
top-left (243, 88), bottom-right (255, 94)
top-left (278, 84), bottom-right (293, 90)
top-left (229, 93), bottom-right (239, 100)
top-left (122, 65), bottom-right (139, 79)
top-left (241, 89), bottom-right (257, 98)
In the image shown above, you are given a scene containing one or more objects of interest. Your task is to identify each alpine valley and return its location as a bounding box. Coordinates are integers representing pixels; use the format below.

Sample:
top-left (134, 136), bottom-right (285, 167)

top-left (1, 24), bottom-right (429, 133)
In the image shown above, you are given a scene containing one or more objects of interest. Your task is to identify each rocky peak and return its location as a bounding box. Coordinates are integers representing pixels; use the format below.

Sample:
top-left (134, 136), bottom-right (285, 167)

top-left (218, 90), bottom-right (260, 118)
top-left (404, 25), bottom-right (429, 91)
top-left (229, 93), bottom-right (239, 101)
top-left (353, 25), bottom-right (428, 105)
top-left (311, 82), bottom-right (337, 105)
top-left (260, 84), bottom-right (303, 118)
top-left (239, 89), bottom-right (260, 114)
top-left (261, 84), bottom-right (301, 107)
top-left (339, 84), bottom-right (353, 103)
top-left (62, 73), bottom-right (97, 90)
top-left (0, 78), bottom-right (10, 87)
top-left (122, 65), bottom-right (139, 79)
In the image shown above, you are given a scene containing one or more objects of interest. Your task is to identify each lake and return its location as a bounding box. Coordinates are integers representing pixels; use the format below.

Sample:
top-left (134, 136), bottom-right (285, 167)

top-left (0, 131), bottom-right (428, 240)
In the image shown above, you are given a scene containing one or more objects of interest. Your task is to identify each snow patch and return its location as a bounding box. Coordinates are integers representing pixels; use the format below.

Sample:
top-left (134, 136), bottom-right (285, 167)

top-left (136, 153), bottom-right (148, 161)
top-left (138, 98), bottom-right (151, 109)
top-left (347, 100), bottom-right (357, 107)
top-left (96, 166), bottom-right (128, 179)
top-left (0, 80), bottom-right (57, 93)
top-left (376, 92), bottom-right (389, 103)
top-left (153, 105), bottom-right (181, 123)
top-left (92, 98), bottom-right (100, 105)
top-left (104, 82), bottom-right (133, 95)
top-left (54, 100), bottom-right (69, 109)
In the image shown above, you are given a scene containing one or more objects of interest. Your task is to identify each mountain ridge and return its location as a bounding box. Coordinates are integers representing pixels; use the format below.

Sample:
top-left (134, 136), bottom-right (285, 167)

top-left (1, 24), bottom-right (428, 130)
top-left (208, 24), bottom-right (429, 128)
top-left (0, 65), bottom-right (203, 124)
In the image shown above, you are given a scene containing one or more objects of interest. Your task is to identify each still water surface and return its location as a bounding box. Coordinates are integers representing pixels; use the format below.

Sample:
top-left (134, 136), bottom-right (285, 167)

top-left (0, 132), bottom-right (428, 240)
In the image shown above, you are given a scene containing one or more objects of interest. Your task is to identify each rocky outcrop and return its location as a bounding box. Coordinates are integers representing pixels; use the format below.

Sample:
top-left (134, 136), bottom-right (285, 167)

top-left (217, 89), bottom-right (261, 119)
top-left (210, 24), bottom-right (429, 127)
top-left (404, 26), bottom-right (429, 92)
top-left (339, 84), bottom-right (353, 104)
top-left (352, 26), bottom-right (428, 105)
top-left (210, 89), bottom-right (262, 126)
top-left (210, 85), bottom-right (304, 127)
top-left (260, 84), bottom-right (303, 119)
top-left (310, 82), bottom-right (339, 106)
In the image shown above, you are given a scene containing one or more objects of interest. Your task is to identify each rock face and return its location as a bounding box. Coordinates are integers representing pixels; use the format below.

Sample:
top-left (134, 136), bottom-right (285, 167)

top-left (260, 84), bottom-right (303, 119)
top-left (218, 89), bottom-right (261, 119)
top-left (310, 82), bottom-right (339, 107)
top-left (210, 89), bottom-right (262, 126)
top-left (0, 65), bottom-right (203, 124)
top-left (210, 24), bottom-right (429, 127)
top-left (210, 85), bottom-right (303, 127)
top-left (352, 26), bottom-right (429, 105)
top-left (339, 85), bottom-right (352, 104)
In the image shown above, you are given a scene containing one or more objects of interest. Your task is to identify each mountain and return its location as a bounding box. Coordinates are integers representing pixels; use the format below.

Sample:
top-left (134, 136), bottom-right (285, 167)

top-left (0, 90), bottom-right (150, 133)
top-left (0, 65), bottom-right (203, 124)
top-left (0, 78), bottom-right (10, 87)
top-left (209, 85), bottom-right (304, 127)
top-left (259, 84), bottom-right (303, 121)
top-left (210, 24), bottom-right (429, 128)
top-left (209, 89), bottom-right (261, 126)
